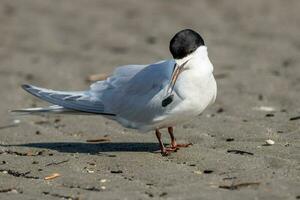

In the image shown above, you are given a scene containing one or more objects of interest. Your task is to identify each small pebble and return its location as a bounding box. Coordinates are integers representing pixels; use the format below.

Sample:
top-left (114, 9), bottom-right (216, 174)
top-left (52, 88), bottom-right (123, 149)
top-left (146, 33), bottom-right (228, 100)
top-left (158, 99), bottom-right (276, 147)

top-left (86, 169), bottom-right (94, 173)
top-left (110, 170), bottom-right (123, 174)
top-left (87, 162), bottom-right (96, 166)
top-left (254, 106), bottom-right (275, 112)
top-left (101, 186), bottom-right (106, 190)
top-left (284, 143), bottom-right (290, 147)
top-left (226, 138), bottom-right (234, 142)
top-left (100, 179), bottom-right (107, 183)
top-left (193, 170), bottom-right (202, 175)
top-left (265, 113), bottom-right (274, 117)
top-left (206, 114), bottom-right (215, 118)
top-left (265, 139), bottom-right (275, 146)
top-left (13, 119), bottom-right (20, 124)
top-left (217, 108), bottom-right (224, 113)
top-left (203, 170), bottom-right (214, 174)
top-left (160, 192), bottom-right (168, 197)
top-left (277, 130), bottom-right (284, 133)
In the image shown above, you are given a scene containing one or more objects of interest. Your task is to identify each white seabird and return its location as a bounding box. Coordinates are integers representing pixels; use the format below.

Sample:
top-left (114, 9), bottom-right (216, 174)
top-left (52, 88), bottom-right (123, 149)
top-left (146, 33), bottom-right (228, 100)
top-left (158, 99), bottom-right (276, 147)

top-left (14, 29), bottom-right (217, 156)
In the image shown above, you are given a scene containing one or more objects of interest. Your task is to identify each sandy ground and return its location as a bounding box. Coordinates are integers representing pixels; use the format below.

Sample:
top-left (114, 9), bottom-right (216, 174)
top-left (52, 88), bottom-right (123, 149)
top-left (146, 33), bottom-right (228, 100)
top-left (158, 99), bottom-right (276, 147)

top-left (0, 0), bottom-right (300, 199)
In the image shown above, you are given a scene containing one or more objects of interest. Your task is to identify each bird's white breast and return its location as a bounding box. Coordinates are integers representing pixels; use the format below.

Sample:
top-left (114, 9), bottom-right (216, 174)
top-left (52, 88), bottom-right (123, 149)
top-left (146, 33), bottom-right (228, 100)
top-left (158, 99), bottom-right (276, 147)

top-left (176, 48), bottom-right (215, 106)
top-left (153, 47), bottom-right (217, 129)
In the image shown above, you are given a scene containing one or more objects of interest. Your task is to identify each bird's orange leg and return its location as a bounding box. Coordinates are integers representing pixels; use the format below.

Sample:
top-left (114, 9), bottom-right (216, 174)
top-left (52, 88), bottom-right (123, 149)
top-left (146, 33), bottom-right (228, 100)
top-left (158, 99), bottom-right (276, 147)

top-left (167, 127), bottom-right (192, 148)
top-left (155, 129), bottom-right (177, 156)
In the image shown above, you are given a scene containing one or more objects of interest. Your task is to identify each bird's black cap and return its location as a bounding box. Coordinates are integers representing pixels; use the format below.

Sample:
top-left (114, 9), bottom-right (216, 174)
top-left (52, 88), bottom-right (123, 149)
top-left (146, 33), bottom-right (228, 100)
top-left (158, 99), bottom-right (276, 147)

top-left (169, 29), bottom-right (205, 59)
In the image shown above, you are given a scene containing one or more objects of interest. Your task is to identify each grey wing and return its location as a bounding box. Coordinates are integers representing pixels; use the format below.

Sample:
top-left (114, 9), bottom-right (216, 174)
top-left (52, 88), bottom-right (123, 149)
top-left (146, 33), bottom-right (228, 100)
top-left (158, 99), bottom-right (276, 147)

top-left (21, 84), bottom-right (114, 115)
top-left (117, 60), bottom-right (175, 95)
top-left (89, 64), bottom-right (147, 92)
top-left (89, 60), bottom-right (175, 95)
top-left (99, 60), bottom-right (176, 123)
top-left (21, 60), bottom-right (174, 120)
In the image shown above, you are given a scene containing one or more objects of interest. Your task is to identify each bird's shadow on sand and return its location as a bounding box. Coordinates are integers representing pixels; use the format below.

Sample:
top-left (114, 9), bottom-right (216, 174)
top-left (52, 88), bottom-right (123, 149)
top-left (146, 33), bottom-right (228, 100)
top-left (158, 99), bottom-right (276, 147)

top-left (1, 142), bottom-right (161, 154)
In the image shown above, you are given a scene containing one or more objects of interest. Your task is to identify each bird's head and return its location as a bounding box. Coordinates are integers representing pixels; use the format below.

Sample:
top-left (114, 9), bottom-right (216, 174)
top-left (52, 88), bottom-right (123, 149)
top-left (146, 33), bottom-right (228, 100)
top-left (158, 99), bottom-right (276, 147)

top-left (169, 29), bottom-right (205, 64)
top-left (163, 29), bottom-right (206, 106)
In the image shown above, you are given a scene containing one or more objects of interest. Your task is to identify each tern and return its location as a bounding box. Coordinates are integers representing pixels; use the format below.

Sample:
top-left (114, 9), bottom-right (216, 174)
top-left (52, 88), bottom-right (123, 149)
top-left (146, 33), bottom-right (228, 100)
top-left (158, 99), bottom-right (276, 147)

top-left (14, 29), bottom-right (217, 156)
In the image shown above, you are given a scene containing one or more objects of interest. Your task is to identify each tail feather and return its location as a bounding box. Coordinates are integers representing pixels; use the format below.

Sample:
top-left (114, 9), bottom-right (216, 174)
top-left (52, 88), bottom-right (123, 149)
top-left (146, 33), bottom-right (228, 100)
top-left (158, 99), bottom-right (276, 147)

top-left (11, 105), bottom-right (97, 115)
top-left (20, 84), bottom-right (115, 116)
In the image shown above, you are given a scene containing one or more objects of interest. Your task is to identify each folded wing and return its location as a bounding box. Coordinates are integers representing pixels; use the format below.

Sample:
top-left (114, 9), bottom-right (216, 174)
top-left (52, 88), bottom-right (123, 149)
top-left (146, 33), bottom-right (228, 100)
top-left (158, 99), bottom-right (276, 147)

top-left (21, 84), bottom-right (114, 115)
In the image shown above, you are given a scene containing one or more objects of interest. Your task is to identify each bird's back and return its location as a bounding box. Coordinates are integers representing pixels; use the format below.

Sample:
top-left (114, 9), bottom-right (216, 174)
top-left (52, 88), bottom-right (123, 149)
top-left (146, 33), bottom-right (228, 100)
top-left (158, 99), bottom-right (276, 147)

top-left (92, 60), bottom-right (176, 129)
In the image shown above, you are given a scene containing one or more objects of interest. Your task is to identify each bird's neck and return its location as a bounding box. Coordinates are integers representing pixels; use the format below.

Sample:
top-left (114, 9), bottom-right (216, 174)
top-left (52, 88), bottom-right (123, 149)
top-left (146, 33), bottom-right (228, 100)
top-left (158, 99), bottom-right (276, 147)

top-left (177, 46), bottom-right (213, 74)
top-left (175, 46), bottom-right (207, 65)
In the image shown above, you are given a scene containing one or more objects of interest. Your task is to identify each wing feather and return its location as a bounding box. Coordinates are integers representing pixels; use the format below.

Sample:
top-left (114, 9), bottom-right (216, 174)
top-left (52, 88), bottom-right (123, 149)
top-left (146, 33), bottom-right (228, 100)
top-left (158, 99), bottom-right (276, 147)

top-left (21, 84), bottom-right (113, 115)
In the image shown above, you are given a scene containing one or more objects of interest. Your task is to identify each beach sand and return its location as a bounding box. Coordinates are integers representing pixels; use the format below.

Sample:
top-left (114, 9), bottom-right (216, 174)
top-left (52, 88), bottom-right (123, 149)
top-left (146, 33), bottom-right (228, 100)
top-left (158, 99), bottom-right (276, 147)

top-left (0, 0), bottom-right (299, 199)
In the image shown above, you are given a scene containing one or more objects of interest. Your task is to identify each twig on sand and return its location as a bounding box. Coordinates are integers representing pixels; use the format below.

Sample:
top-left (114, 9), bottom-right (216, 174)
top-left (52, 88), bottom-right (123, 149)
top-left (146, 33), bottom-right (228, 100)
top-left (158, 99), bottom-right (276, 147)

top-left (290, 116), bottom-right (300, 121)
top-left (227, 150), bottom-right (254, 155)
top-left (45, 160), bottom-right (69, 167)
top-left (44, 173), bottom-right (60, 180)
top-left (86, 138), bottom-right (111, 143)
top-left (219, 182), bottom-right (260, 190)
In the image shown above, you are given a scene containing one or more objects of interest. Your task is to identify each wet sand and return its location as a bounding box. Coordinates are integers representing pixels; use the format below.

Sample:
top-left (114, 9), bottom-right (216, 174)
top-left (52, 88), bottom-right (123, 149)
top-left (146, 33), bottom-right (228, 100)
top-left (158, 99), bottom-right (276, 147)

top-left (0, 0), bottom-right (300, 199)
